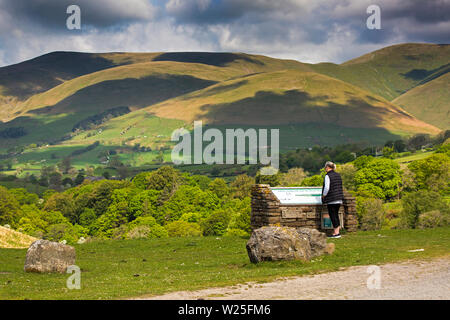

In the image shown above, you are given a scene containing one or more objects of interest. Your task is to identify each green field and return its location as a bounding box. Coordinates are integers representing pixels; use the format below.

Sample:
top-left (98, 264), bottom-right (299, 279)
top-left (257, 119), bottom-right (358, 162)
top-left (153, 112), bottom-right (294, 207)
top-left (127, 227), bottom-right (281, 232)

top-left (394, 151), bottom-right (435, 166)
top-left (1, 227), bottom-right (449, 300)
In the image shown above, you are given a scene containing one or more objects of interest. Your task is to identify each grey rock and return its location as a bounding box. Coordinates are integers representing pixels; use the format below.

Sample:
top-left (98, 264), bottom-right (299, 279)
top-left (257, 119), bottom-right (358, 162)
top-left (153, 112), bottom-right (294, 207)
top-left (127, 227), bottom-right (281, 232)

top-left (246, 226), bottom-right (311, 263)
top-left (24, 240), bottom-right (75, 273)
top-left (296, 228), bottom-right (328, 258)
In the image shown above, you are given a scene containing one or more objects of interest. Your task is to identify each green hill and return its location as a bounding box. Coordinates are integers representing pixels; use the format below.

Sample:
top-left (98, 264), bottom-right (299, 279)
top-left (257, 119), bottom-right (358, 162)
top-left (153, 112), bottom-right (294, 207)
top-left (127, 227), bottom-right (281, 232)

top-left (311, 43), bottom-right (450, 101)
top-left (0, 47), bottom-right (445, 168)
top-left (147, 69), bottom-right (438, 135)
top-left (393, 73), bottom-right (450, 129)
top-left (0, 51), bottom-right (163, 121)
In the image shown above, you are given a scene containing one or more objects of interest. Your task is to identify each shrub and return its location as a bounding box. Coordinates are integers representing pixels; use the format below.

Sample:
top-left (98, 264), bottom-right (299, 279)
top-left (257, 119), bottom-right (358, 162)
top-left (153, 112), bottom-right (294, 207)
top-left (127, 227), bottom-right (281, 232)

top-left (230, 174), bottom-right (254, 199)
top-left (79, 208), bottom-right (97, 228)
top-left (0, 186), bottom-right (20, 227)
top-left (44, 193), bottom-right (76, 223)
top-left (357, 197), bottom-right (385, 231)
top-left (401, 190), bottom-right (449, 229)
top-left (255, 169), bottom-right (281, 187)
top-left (126, 216), bottom-right (168, 239)
top-left (126, 226), bottom-right (152, 239)
top-left (201, 210), bottom-right (231, 236)
top-left (46, 223), bottom-right (78, 244)
top-left (165, 221), bottom-right (202, 237)
top-left (300, 172), bottom-right (325, 187)
top-left (180, 212), bottom-right (202, 223)
top-left (208, 178), bottom-right (230, 199)
top-left (223, 228), bottom-right (249, 238)
top-left (417, 210), bottom-right (450, 229)
top-left (281, 168), bottom-right (307, 186)
top-left (162, 185), bottom-right (220, 223)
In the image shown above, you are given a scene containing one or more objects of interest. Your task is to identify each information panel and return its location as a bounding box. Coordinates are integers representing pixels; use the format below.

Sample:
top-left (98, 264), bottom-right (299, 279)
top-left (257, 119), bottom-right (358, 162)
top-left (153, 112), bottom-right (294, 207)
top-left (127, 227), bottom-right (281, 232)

top-left (271, 187), bottom-right (323, 205)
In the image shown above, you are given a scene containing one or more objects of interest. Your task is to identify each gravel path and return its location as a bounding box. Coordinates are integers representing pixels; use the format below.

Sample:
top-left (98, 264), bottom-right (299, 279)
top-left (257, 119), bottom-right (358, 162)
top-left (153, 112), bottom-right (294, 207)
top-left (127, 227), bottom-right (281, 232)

top-left (137, 257), bottom-right (450, 300)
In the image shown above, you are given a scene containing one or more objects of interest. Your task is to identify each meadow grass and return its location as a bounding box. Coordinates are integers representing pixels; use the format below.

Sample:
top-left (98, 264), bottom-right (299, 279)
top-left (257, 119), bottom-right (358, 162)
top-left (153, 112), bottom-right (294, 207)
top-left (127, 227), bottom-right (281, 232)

top-left (0, 227), bottom-right (449, 300)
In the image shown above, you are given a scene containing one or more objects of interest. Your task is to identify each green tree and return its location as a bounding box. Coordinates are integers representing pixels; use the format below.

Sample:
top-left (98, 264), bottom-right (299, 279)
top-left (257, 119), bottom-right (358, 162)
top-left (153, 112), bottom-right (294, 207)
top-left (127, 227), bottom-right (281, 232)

top-left (44, 193), bottom-right (76, 223)
top-left (208, 178), bottom-right (230, 199)
top-left (0, 186), bottom-right (20, 227)
top-left (201, 210), bottom-right (231, 236)
top-left (354, 158), bottom-right (401, 200)
top-left (230, 174), bottom-right (254, 199)
top-left (165, 221), bottom-right (202, 237)
top-left (74, 173), bottom-right (85, 186)
top-left (48, 172), bottom-right (63, 190)
top-left (408, 153), bottom-right (450, 193)
top-left (162, 185), bottom-right (220, 223)
top-left (255, 169), bottom-right (281, 186)
top-left (336, 163), bottom-right (357, 190)
top-left (146, 166), bottom-right (184, 203)
top-left (281, 167), bottom-right (307, 186)
top-left (8, 188), bottom-right (39, 206)
top-left (382, 146), bottom-right (396, 159)
top-left (58, 157), bottom-right (72, 174)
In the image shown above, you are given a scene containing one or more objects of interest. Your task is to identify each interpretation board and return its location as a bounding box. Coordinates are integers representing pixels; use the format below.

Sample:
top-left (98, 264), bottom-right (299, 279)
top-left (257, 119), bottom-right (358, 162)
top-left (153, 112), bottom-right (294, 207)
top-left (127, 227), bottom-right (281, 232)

top-left (271, 187), bottom-right (323, 205)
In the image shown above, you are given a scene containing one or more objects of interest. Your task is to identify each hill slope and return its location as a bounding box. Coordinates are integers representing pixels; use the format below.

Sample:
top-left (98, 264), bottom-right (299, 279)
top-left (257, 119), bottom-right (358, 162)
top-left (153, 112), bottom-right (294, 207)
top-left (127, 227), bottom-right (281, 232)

top-left (311, 43), bottom-right (450, 101)
top-left (393, 73), bottom-right (450, 129)
top-left (0, 48), bottom-right (445, 163)
top-left (0, 51), bottom-right (164, 121)
top-left (147, 69), bottom-right (439, 134)
top-left (0, 226), bottom-right (37, 249)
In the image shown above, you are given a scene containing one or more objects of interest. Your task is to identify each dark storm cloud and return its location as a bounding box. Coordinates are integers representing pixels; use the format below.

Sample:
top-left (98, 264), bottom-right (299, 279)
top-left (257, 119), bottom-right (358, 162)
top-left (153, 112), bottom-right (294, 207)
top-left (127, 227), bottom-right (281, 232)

top-left (0, 0), bottom-right (448, 67)
top-left (165, 0), bottom-right (450, 45)
top-left (0, 0), bottom-right (155, 29)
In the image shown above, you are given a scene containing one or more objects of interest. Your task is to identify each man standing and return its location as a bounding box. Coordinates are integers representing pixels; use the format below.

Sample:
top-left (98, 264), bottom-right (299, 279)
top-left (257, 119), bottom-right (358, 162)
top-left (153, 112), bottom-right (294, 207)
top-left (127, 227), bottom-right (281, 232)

top-left (322, 161), bottom-right (344, 238)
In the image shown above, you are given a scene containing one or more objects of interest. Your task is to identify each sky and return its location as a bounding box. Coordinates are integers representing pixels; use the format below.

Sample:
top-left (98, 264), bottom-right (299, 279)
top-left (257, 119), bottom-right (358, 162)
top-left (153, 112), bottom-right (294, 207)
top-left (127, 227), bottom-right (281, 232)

top-left (0, 0), bottom-right (449, 67)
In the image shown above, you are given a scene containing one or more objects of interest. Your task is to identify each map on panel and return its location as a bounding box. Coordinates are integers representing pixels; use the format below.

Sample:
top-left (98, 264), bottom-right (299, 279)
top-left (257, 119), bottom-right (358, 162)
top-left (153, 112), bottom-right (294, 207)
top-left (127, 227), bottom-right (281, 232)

top-left (271, 187), bottom-right (323, 205)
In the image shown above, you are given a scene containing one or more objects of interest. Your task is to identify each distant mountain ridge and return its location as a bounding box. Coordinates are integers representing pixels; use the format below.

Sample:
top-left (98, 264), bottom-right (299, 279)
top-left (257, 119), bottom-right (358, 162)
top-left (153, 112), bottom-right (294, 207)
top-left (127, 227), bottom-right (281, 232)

top-left (0, 43), bottom-right (447, 159)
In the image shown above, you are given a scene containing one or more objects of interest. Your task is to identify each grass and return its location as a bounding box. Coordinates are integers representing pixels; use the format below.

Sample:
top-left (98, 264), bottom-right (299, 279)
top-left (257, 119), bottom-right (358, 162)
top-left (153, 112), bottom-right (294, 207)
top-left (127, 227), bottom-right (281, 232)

top-left (393, 73), bottom-right (450, 130)
top-left (0, 227), bottom-right (449, 300)
top-left (395, 150), bottom-right (435, 166)
top-left (0, 226), bottom-right (37, 249)
top-left (147, 69), bottom-right (439, 136)
top-left (312, 43), bottom-right (450, 101)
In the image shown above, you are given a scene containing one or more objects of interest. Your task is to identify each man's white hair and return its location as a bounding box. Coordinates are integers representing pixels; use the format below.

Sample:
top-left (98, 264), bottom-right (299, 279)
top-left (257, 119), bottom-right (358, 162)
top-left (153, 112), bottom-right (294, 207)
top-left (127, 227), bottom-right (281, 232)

top-left (325, 161), bottom-right (336, 170)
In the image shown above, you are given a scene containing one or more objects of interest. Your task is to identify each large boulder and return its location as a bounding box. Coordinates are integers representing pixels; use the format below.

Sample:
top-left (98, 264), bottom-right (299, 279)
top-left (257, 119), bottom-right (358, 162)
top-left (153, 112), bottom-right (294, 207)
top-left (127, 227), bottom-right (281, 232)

top-left (24, 240), bottom-right (76, 273)
top-left (246, 226), bottom-right (312, 263)
top-left (296, 228), bottom-right (328, 258)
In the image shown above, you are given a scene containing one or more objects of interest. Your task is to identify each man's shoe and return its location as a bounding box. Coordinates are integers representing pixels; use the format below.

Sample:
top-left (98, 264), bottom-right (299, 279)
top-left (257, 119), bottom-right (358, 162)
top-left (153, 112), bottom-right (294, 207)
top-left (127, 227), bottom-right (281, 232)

top-left (328, 234), bottom-right (341, 239)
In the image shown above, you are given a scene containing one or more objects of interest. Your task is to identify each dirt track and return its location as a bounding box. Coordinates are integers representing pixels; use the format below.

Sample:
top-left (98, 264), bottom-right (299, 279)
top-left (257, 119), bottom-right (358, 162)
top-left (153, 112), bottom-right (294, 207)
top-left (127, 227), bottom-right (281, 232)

top-left (137, 257), bottom-right (450, 300)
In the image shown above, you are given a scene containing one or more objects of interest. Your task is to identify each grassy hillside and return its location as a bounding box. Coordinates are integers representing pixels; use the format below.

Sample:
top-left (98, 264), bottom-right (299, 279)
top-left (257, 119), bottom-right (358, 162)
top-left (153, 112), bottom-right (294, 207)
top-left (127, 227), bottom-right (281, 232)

top-left (311, 43), bottom-right (450, 101)
top-left (393, 73), bottom-right (450, 129)
top-left (0, 52), bottom-right (164, 121)
top-left (0, 226), bottom-right (37, 249)
top-left (0, 47), bottom-right (445, 168)
top-left (148, 69), bottom-right (439, 134)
